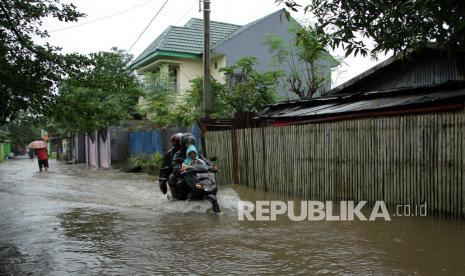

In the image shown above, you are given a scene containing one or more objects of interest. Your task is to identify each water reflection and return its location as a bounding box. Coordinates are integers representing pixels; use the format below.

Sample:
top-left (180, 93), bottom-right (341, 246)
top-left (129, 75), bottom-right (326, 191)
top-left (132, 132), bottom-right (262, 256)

top-left (0, 243), bottom-right (27, 275)
top-left (58, 209), bottom-right (123, 258)
top-left (0, 158), bottom-right (465, 275)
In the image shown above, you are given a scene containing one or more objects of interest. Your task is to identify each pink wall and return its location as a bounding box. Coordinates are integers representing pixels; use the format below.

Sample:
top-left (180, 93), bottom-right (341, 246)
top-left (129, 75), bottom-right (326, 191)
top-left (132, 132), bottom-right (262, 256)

top-left (98, 130), bottom-right (110, 168)
top-left (85, 128), bottom-right (122, 169)
top-left (86, 134), bottom-right (97, 167)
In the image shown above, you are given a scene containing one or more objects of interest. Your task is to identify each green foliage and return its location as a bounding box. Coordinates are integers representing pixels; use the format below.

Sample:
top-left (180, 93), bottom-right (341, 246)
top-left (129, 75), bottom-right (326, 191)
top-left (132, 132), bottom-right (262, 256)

top-left (266, 35), bottom-right (290, 66)
top-left (51, 49), bottom-right (142, 134)
top-left (0, 113), bottom-right (43, 146)
top-left (138, 72), bottom-right (195, 128)
top-left (0, 129), bottom-right (10, 143)
top-left (139, 57), bottom-right (281, 126)
top-left (140, 72), bottom-right (233, 126)
top-left (139, 72), bottom-right (176, 127)
top-left (265, 24), bottom-right (339, 99)
top-left (0, 0), bottom-right (88, 124)
top-left (182, 77), bottom-right (234, 120)
top-left (129, 152), bottom-right (163, 175)
top-left (280, 0), bottom-right (465, 58)
top-left (221, 57), bottom-right (282, 112)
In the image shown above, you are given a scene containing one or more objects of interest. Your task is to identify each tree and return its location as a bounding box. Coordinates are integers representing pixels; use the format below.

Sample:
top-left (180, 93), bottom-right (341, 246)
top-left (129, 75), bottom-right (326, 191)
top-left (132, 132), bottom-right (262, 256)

top-left (0, 130), bottom-right (9, 143)
top-left (221, 57), bottom-right (282, 113)
top-left (51, 49), bottom-right (142, 135)
top-left (139, 75), bottom-right (232, 127)
top-left (1, 113), bottom-right (43, 146)
top-left (0, 0), bottom-right (88, 124)
top-left (279, 0), bottom-right (465, 57)
top-left (266, 24), bottom-right (339, 99)
top-left (182, 77), bottom-right (234, 121)
top-left (139, 57), bottom-right (281, 127)
top-left (138, 72), bottom-right (182, 128)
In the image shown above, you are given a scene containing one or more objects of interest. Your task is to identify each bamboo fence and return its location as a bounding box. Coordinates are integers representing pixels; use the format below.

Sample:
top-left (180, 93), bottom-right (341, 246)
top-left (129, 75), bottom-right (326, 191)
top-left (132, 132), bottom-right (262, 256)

top-left (205, 110), bottom-right (465, 217)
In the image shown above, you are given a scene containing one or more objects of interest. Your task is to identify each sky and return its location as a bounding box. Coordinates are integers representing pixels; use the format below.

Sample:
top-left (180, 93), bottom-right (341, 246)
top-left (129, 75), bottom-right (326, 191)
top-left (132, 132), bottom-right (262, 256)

top-left (40, 0), bottom-right (390, 87)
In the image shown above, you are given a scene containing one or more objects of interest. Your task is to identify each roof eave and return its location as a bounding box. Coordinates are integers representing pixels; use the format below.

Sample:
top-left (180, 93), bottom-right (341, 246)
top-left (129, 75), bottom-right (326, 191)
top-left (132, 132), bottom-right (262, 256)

top-left (130, 50), bottom-right (201, 70)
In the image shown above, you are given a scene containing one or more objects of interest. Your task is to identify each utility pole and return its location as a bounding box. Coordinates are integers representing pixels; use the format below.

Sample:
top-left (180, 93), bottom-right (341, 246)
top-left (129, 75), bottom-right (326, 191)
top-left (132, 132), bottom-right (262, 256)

top-left (202, 0), bottom-right (212, 118)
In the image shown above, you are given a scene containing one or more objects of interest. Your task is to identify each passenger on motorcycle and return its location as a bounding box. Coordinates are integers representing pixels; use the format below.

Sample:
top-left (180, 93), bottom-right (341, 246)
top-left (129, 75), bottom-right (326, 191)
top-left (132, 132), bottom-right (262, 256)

top-left (183, 144), bottom-right (206, 166)
top-left (171, 133), bottom-right (219, 200)
top-left (181, 144), bottom-right (208, 198)
top-left (171, 133), bottom-right (198, 200)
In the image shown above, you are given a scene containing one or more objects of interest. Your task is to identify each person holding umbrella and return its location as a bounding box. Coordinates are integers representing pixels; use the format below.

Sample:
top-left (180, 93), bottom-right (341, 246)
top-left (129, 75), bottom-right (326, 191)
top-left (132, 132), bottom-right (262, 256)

top-left (28, 137), bottom-right (49, 172)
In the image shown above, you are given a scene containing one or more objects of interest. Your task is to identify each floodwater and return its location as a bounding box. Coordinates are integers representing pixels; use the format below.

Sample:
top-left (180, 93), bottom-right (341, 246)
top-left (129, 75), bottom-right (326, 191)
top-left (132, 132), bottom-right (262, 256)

top-left (1, 158), bottom-right (465, 275)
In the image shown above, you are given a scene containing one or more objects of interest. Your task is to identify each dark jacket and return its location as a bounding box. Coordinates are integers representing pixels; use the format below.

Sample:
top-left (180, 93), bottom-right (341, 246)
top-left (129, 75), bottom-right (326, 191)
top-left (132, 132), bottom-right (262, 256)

top-left (171, 150), bottom-right (185, 176)
top-left (159, 147), bottom-right (178, 186)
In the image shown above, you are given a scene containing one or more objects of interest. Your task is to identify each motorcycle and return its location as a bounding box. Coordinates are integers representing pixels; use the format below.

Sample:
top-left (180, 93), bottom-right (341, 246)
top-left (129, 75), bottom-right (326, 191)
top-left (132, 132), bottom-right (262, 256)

top-left (162, 157), bottom-right (220, 213)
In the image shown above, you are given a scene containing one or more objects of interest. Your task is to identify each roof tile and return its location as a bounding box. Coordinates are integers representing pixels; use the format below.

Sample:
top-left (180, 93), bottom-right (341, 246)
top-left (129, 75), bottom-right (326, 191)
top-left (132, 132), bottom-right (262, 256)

top-left (132, 18), bottom-right (241, 67)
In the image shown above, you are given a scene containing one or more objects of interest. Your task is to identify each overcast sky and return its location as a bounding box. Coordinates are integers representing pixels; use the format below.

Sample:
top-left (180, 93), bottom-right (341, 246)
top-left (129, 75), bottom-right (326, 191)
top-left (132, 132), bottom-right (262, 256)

top-left (41, 0), bottom-right (390, 87)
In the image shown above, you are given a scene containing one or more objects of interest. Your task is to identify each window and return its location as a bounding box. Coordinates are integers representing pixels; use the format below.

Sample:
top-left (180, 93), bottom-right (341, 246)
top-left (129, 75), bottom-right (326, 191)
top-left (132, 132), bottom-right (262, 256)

top-left (169, 66), bottom-right (179, 92)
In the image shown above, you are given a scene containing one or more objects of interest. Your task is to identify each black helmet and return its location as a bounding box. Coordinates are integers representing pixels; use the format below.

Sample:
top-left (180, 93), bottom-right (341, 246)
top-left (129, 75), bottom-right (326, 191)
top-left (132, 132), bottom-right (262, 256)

top-left (171, 133), bottom-right (183, 150)
top-left (180, 133), bottom-right (196, 152)
top-left (181, 133), bottom-right (196, 145)
top-left (171, 133), bottom-right (183, 146)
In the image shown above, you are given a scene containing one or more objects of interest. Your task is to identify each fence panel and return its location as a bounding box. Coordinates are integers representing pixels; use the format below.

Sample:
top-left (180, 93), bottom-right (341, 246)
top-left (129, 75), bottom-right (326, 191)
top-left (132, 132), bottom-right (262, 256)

top-left (129, 130), bottom-right (164, 156)
top-left (3, 143), bottom-right (11, 159)
top-left (0, 143), bottom-right (4, 160)
top-left (205, 109), bottom-right (465, 217)
top-left (86, 134), bottom-right (97, 167)
top-left (205, 130), bottom-right (235, 185)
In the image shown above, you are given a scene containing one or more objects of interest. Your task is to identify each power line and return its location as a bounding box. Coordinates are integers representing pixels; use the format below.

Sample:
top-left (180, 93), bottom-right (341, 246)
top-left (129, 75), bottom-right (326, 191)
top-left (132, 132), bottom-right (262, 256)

top-left (175, 0), bottom-right (198, 26)
top-left (49, 0), bottom-right (156, 33)
top-left (127, 0), bottom-right (170, 53)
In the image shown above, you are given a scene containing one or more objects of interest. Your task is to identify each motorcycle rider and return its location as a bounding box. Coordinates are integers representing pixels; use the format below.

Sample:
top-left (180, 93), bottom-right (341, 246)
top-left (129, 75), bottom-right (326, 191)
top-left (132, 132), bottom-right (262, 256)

top-left (159, 133), bottom-right (183, 195)
top-left (171, 133), bottom-right (219, 199)
top-left (171, 133), bottom-right (197, 200)
top-left (170, 133), bottom-right (221, 212)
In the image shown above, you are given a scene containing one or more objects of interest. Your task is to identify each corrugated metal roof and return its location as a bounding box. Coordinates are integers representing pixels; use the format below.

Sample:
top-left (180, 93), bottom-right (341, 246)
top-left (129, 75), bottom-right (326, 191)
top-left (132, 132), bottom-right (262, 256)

top-left (329, 48), bottom-right (465, 95)
top-left (132, 18), bottom-right (241, 68)
top-left (259, 48), bottom-right (465, 124)
top-left (260, 85), bottom-right (465, 120)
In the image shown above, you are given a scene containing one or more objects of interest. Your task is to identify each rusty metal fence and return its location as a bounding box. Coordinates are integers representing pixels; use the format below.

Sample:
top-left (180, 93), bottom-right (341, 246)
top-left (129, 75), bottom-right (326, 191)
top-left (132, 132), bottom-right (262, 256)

top-left (205, 110), bottom-right (465, 217)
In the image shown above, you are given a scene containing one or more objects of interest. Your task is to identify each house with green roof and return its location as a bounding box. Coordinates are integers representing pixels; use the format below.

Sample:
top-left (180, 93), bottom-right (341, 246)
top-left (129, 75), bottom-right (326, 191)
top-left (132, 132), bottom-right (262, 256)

top-left (131, 9), bottom-right (335, 99)
top-left (130, 17), bottom-right (240, 94)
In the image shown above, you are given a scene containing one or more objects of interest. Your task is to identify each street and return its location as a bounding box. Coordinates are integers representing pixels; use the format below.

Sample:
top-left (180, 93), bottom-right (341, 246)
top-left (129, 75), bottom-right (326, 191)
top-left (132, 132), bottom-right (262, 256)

top-left (0, 158), bottom-right (465, 275)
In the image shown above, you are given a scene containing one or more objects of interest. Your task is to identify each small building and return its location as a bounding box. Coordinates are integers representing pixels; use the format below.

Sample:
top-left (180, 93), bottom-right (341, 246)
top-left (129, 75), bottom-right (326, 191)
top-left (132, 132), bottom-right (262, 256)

top-left (259, 47), bottom-right (465, 124)
top-left (130, 17), bottom-right (240, 94)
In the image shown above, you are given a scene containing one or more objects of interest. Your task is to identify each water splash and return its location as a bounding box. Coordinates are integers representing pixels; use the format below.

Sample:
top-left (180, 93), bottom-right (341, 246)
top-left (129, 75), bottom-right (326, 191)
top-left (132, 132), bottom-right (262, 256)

top-left (151, 188), bottom-right (241, 214)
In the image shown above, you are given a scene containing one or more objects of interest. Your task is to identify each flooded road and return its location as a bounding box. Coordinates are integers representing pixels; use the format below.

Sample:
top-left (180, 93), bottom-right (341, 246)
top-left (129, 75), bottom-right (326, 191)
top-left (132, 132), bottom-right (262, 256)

top-left (1, 158), bottom-right (465, 275)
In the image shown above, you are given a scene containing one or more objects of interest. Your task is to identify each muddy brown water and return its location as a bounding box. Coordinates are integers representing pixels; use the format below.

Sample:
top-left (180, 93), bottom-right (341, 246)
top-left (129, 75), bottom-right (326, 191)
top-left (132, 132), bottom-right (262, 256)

top-left (1, 158), bottom-right (465, 275)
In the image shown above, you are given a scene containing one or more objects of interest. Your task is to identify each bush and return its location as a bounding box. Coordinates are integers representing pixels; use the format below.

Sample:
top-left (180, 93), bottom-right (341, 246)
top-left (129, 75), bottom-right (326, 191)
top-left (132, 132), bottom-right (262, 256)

top-left (129, 152), bottom-right (164, 175)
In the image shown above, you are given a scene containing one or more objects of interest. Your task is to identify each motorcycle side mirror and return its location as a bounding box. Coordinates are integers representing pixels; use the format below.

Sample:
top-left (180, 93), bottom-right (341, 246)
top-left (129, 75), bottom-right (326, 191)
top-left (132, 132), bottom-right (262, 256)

top-left (210, 156), bottom-right (218, 162)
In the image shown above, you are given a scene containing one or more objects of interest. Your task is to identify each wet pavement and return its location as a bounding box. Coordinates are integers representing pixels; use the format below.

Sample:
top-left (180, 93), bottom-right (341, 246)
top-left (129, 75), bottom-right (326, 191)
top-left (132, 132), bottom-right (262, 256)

top-left (1, 157), bottom-right (465, 275)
